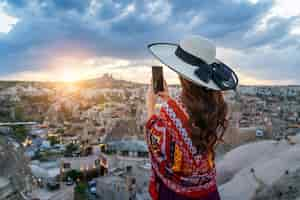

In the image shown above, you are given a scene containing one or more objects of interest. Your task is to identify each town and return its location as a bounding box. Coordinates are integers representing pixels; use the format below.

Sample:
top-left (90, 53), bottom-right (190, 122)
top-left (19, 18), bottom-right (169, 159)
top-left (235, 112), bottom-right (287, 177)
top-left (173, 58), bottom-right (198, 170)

top-left (1, 74), bottom-right (300, 200)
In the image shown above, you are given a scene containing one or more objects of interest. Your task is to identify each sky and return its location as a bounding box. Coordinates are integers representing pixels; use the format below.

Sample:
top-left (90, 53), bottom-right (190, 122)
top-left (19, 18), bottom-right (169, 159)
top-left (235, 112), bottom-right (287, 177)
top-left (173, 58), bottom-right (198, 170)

top-left (0, 0), bottom-right (300, 85)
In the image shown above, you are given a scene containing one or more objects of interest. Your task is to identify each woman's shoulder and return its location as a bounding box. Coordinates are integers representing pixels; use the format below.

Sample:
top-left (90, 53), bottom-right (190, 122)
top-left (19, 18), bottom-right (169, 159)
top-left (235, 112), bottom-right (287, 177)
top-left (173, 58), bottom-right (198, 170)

top-left (160, 96), bottom-right (189, 123)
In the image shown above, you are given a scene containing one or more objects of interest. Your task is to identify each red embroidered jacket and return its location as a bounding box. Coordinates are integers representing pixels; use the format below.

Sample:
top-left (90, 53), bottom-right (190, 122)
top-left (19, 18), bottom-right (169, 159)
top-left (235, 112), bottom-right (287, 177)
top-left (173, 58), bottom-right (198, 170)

top-left (145, 97), bottom-right (218, 200)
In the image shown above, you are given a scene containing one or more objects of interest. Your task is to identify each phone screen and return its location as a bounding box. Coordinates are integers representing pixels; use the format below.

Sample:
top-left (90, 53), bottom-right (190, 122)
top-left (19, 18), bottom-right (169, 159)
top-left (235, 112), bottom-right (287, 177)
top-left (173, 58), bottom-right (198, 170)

top-left (152, 66), bottom-right (164, 94)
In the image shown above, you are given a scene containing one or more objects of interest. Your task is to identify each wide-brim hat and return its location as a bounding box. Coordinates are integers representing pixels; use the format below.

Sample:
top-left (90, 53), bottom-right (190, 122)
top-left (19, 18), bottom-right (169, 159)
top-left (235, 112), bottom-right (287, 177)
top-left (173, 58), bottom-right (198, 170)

top-left (148, 35), bottom-right (239, 91)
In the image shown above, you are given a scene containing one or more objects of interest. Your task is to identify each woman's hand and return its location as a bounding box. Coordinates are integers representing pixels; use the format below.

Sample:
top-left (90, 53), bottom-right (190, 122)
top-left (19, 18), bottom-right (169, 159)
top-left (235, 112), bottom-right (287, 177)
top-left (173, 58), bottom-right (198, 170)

top-left (158, 79), bottom-right (170, 102)
top-left (146, 78), bottom-right (170, 119)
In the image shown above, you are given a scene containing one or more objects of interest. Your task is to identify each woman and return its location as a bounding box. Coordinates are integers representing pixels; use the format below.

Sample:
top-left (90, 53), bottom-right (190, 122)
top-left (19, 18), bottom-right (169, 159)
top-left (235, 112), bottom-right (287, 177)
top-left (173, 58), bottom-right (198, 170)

top-left (145, 36), bottom-right (238, 200)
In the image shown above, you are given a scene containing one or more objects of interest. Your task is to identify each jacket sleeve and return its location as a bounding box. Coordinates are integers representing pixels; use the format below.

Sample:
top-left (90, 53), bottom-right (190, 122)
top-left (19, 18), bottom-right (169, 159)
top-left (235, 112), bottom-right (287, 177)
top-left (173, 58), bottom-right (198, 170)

top-left (145, 114), bottom-right (166, 156)
top-left (145, 113), bottom-right (170, 173)
top-left (145, 99), bottom-right (184, 174)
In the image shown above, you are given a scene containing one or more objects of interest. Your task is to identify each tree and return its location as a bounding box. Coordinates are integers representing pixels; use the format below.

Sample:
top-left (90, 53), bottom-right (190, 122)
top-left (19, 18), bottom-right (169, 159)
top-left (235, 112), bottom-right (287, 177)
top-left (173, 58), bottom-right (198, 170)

top-left (74, 182), bottom-right (88, 200)
top-left (48, 136), bottom-right (59, 146)
top-left (66, 170), bottom-right (83, 181)
top-left (56, 128), bottom-right (64, 134)
top-left (75, 182), bottom-right (87, 193)
top-left (14, 104), bottom-right (25, 121)
top-left (65, 143), bottom-right (79, 155)
top-left (12, 125), bottom-right (27, 142)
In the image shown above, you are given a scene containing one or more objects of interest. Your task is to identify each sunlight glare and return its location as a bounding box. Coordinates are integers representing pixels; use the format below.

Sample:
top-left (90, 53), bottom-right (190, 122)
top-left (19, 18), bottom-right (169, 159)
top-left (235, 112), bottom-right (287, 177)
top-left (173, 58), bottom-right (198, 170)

top-left (61, 68), bottom-right (81, 82)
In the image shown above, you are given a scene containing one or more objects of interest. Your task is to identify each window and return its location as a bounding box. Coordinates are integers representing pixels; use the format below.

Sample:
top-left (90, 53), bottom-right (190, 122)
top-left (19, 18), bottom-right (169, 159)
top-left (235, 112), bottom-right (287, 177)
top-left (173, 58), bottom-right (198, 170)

top-left (256, 129), bottom-right (264, 137)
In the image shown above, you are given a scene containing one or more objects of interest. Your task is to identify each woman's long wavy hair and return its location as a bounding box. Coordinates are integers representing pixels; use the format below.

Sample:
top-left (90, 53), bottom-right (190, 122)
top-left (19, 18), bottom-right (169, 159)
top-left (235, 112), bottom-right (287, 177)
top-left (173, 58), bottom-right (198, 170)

top-left (179, 76), bottom-right (228, 158)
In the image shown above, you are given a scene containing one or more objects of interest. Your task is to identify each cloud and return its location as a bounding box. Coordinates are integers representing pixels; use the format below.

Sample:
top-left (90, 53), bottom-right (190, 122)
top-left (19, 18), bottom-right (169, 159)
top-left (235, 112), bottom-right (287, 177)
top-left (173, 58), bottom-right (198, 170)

top-left (218, 46), bottom-right (300, 84)
top-left (0, 0), bottom-right (299, 84)
top-left (0, 8), bottom-right (19, 33)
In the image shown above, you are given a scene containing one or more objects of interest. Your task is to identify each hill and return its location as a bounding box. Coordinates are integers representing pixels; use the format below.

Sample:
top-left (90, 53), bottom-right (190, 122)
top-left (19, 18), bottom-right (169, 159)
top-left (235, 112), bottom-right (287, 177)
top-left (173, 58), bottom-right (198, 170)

top-left (0, 74), bottom-right (146, 91)
top-left (217, 135), bottom-right (300, 200)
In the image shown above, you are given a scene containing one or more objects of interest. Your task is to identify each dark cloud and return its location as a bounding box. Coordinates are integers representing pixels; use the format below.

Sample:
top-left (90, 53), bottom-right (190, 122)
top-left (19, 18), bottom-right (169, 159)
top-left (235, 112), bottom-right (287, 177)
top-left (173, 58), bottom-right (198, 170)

top-left (0, 0), bottom-right (300, 83)
top-left (229, 45), bottom-right (300, 82)
top-left (242, 16), bottom-right (300, 48)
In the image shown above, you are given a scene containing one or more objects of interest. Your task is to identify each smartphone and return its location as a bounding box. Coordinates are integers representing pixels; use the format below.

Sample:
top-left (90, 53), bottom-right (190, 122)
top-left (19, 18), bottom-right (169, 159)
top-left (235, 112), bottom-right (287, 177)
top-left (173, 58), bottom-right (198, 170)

top-left (152, 66), bottom-right (164, 94)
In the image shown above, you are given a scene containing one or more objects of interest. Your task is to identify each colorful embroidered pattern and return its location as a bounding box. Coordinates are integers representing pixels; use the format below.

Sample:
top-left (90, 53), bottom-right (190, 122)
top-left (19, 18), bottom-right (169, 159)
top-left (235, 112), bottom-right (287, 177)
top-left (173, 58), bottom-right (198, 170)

top-left (172, 144), bottom-right (182, 172)
top-left (145, 98), bottom-right (217, 200)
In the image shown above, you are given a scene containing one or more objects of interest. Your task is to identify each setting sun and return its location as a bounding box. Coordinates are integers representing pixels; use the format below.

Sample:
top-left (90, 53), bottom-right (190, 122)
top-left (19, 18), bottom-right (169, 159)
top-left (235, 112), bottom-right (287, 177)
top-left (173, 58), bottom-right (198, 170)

top-left (55, 57), bottom-right (93, 82)
top-left (61, 69), bottom-right (80, 82)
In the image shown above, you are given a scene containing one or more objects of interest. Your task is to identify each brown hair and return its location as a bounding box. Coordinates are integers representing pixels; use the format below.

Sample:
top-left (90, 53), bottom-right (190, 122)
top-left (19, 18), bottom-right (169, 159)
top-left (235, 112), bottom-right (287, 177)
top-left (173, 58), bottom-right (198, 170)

top-left (179, 76), bottom-right (228, 157)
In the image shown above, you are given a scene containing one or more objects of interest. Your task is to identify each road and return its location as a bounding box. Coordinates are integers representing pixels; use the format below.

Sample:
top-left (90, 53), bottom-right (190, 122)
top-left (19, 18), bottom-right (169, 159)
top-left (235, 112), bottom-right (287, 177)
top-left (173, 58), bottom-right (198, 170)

top-left (30, 185), bottom-right (74, 200)
top-left (0, 122), bottom-right (37, 126)
top-left (50, 185), bottom-right (74, 200)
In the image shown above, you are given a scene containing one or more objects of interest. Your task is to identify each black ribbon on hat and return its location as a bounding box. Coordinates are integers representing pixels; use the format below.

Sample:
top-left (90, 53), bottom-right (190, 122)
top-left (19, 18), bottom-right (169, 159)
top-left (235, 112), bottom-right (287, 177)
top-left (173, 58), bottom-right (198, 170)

top-left (175, 45), bottom-right (238, 90)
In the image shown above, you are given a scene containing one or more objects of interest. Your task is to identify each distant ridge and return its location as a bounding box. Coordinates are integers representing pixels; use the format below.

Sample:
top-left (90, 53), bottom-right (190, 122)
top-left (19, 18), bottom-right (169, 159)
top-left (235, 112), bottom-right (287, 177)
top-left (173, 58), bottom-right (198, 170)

top-left (1, 77), bottom-right (299, 89)
top-left (239, 84), bottom-right (300, 87)
top-left (78, 74), bottom-right (145, 88)
top-left (0, 74), bottom-right (182, 89)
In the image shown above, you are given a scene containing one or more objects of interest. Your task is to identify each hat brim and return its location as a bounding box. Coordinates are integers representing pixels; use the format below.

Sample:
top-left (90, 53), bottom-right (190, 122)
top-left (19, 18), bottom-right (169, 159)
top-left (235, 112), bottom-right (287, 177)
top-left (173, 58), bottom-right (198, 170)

top-left (148, 43), bottom-right (224, 90)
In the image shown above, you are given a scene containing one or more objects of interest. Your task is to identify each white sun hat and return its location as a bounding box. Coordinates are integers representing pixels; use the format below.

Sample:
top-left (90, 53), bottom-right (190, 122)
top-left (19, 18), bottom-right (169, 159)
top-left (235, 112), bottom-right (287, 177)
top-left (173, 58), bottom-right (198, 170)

top-left (148, 35), bottom-right (238, 91)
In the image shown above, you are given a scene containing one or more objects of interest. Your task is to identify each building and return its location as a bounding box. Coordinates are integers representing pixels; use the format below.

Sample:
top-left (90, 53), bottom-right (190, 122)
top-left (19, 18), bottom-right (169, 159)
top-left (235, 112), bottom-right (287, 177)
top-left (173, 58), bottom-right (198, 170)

top-left (29, 160), bottom-right (60, 181)
top-left (96, 175), bottom-right (131, 200)
top-left (0, 177), bottom-right (16, 200)
top-left (95, 160), bottom-right (151, 200)
top-left (105, 139), bottom-right (148, 157)
top-left (0, 127), bottom-right (11, 135)
top-left (60, 155), bottom-right (107, 179)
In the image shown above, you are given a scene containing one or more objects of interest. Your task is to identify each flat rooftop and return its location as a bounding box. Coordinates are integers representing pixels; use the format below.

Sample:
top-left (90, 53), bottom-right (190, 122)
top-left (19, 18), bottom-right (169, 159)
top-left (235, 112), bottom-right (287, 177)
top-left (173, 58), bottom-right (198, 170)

top-left (0, 177), bottom-right (9, 188)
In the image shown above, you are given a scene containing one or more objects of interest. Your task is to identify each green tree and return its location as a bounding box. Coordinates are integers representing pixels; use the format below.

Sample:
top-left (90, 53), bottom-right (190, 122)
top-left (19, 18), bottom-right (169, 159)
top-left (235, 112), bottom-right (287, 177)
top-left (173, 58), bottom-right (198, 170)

top-left (65, 143), bottom-right (79, 155)
top-left (12, 125), bottom-right (27, 142)
top-left (66, 170), bottom-right (83, 181)
top-left (56, 128), bottom-right (64, 134)
top-left (14, 104), bottom-right (25, 121)
top-left (48, 136), bottom-right (59, 146)
top-left (74, 182), bottom-right (88, 200)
